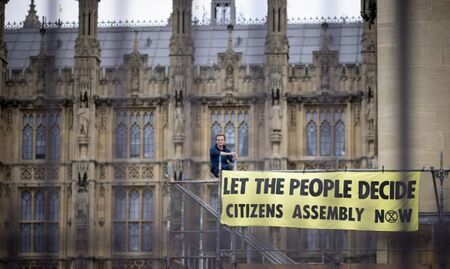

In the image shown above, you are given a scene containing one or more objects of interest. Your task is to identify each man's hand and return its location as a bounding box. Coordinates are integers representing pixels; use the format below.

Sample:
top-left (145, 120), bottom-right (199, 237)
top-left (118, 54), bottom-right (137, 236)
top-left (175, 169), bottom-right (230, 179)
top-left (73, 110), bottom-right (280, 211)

top-left (231, 152), bottom-right (239, 160)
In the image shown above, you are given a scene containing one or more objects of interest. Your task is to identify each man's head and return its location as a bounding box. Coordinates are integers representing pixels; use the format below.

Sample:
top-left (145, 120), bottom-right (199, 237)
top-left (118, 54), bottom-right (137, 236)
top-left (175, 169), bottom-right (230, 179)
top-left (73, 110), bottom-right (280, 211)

top-left (215, 134), bottom-right (226, 148)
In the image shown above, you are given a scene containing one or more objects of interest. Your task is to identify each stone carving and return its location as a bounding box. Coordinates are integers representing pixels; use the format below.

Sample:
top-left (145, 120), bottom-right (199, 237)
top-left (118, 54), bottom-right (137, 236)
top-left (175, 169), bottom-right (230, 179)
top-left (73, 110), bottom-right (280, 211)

top-left (271, 103), bottom-right (282, 132)
top-left (77, 190), bottom-right (88, 221)
top-left (174, 106), bottom-right (185, 136)
top-left (271, 88), bottom-right (282, 132)
top-left (37, 67), bottom-right (45, 93)
top-left (225, 65), bottom-right (234, 91)
top-left (320, 57), bottom-right (330, 89)
top-left (131, 66), bottom-right (139, 91)
top-left (77, 109), bottom-right (89, 137)
top-left (79, 89), bottom-right (88, 108)
top-left (20, 168), bottom-right (32, 181)
top-left (142, 166), bottom-right (153, 179)
top-left (270, 72), bottom-right (281, 93)
top-left (77, 163), bottom-right (89, 220)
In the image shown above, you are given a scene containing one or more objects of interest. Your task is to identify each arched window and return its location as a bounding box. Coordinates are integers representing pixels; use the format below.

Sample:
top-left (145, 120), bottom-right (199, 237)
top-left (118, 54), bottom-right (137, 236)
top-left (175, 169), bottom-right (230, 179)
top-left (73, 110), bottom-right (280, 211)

top-left (225, 122), bottom-right (235, 151)
top-left (47, 190), bottom-right (59, 252)
top-left (320, 121), bottom-right (331, 156)
top-left (142, 190), bottom-right (153, 251)
top-left (21, 191), bottom-right (32, 220)
top-left (22, 125), bottom-right (33, 160)
top-left (20, 189), bottom-right (60, 253)
top-left (49, 124), bottom-right (60, 160)
top-left (114, 189), bottom-right (126, 252)
top-left (48, 191), bottom-right (59, 220)
top-left (144, 124), bottom-right (154, 159)
top-left (238, 123), bottom-right (249, 157)
top-left (335, 120), bottom-right (345, 156)
top-left (129, 190), bottom-right (139, 220)
top-left (211, 122), bottom-right (221, 146)
top-left (116, 123), bottom-right (127, 159)
top-left (306, 121), bottom-right (317, 156)
top-left (35, 125), bottom-right (46, 159)
top-left (34, 191), bottom-right (44, 220)
top-left (130, 123), bottom-right (140, 158)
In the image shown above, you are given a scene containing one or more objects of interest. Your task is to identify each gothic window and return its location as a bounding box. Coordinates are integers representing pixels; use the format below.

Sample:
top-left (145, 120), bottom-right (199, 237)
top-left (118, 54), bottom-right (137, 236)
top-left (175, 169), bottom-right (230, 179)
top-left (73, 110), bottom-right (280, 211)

top-left (130, 115), bottom-right (141, 158)
top-left (211, 122), bottom-right (222, 147)
top-left (238, 123), bottom-right (249, 157)
top-left (225, 122), bottom-right (235, 151)
top-left (335, 120), bottom-right (345, 156)
top-left (115, 111), bottom-right (154, 159)
top-left (320, 121), bottom-right (331, 156)
top-left (22, 123), bottom-right (33, 160)
top-left (22, 112), bottom-right (60, 161)
top-left (210, 109), bottom-right (249, 157)
top-left (35, 116), bottom-right (46, 159)
top-left (20, 189), bottom-right (59, 253)
top-left (49, 115), bottom-right (60, 160)
top-left (113, 188), bottom-right (153, 252)
top-left (306, 121), bottom-right (317, 156)
top-left (143, 113), bottom-right (154, 159)
top-left (305, 109), bottom-right (345, 157)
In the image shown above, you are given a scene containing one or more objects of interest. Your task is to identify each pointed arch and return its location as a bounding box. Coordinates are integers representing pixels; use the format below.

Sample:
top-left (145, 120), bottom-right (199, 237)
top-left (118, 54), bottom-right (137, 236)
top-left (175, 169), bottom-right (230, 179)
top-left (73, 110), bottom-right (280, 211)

top-left (306, 121), bottom-right (317, 156)
top-left (116, 123), bottom-right (127, 159)
top-left (238, 122), bottom-right (249, 157)
top-left (334, 120), bottom-right (345, 156)
top-left (211, 122), bottom-right (221, 146)
top-left (22, 124), bottom-right (33, 160)
top-left (35, 124), bottom-right (46, 159)
top-left (130, 123), bottom-right (140, 158)
top-left (320, 121), bottom-right (331, 156)
top-left (225, 122), bottom-right (235, 151)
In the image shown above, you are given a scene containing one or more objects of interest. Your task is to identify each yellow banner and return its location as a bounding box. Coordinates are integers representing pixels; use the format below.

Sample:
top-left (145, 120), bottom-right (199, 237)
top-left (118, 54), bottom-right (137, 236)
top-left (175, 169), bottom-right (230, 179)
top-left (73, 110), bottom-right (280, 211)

top-left (220, 171), bottom-right (421, 232)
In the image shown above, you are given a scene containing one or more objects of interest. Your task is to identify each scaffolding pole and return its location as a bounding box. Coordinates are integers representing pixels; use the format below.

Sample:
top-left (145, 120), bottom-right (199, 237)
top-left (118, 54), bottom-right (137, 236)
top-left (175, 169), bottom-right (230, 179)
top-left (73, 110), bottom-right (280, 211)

top-left (216, 155), bottom-right (222, 268)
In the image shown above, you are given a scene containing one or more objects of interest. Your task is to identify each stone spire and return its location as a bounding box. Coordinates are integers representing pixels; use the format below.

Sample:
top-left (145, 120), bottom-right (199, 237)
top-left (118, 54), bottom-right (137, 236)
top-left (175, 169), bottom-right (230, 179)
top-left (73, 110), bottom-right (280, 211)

top-left (23, 0), bottom-right (41, 28)
top-left (320, 22), bottom-right (330, 50)
top-left (226, 24), bottom-right (233, 52)
top-left (265, 0), bottom-right (288, 54)
top-left (75, 0), bottom-right (100, 59)
top-left (0, 0), bottom-right (9, 96)
top-left (36, 22), bottom-right (47, 95)
top-left (265, 0), bottom-right (289, 172)
top-left (170, 0), bottom-right (193, 54)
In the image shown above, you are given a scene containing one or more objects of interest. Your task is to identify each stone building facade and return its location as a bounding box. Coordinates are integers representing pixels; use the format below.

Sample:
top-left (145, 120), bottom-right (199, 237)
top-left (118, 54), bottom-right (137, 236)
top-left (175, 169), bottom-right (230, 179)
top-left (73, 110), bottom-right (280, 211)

top-left (1, 0), bottom-right (445, 268)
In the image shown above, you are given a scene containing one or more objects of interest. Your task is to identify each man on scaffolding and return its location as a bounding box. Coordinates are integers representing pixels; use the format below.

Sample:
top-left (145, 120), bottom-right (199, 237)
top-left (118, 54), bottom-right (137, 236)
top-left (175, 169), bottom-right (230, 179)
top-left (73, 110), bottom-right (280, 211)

top-left (210, 134), bottom-right (238, 178)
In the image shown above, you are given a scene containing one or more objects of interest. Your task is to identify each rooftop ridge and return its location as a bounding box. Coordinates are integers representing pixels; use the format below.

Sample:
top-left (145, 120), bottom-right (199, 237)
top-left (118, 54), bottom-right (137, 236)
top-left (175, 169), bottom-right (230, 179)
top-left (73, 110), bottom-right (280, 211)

top-left (5, 16), bottom-right (362, 30)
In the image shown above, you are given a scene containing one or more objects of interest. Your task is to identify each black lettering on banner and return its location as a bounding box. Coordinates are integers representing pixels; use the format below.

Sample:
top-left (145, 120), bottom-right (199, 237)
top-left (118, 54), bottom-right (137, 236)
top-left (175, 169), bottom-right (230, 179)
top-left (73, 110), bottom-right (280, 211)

top-left (359, 180), bottom-right (418, 200)
top-left (309, 178), bottom-right (322, 197)
top-left (399, 209), bottom-right (412, 222)
top-left (289, 179), bottom-right (300, 195)
top-left (292, 205), bottom-right (302, 218)
top-left (223, 177), bottom-right (249, 194)
top-left (225, 204), bottom-right (284, 218)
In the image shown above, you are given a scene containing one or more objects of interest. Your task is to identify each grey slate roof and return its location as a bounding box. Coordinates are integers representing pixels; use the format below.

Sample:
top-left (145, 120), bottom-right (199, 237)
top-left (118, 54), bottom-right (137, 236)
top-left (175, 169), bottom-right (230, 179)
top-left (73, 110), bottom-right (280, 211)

top-left (5, 22), bottom-right (362, 70)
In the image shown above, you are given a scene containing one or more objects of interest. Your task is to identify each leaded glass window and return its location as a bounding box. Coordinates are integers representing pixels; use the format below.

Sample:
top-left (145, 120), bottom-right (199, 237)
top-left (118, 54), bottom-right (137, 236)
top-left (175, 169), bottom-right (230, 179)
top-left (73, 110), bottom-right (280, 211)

top-left (113, 188), bottom-right (153, 252)
top-left (305, 108), bottom-right (345, 157)
top-left (20, 189), bottom-right (59, 253)
top-left (115, 111), bottom-right (154, 159)
top-left (210, 109), bottom-right (249, 157)
top-left (21, 112), bottom-right (60, 161)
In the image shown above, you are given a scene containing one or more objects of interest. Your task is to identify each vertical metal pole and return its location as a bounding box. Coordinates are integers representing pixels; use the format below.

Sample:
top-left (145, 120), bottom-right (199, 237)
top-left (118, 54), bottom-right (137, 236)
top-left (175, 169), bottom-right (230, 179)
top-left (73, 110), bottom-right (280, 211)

top-left (199, 207), bottom-right (204, 269)
top-left (181, 189), bottom-right (186, 265)
top-left (166, 184), bottom-right (172, 269)
top-left (216, 155), bottom-right (222, 268)
top-left (438, 152), bottom-right (445, 223)
top-left (231, 228), bottom-right (236, 269)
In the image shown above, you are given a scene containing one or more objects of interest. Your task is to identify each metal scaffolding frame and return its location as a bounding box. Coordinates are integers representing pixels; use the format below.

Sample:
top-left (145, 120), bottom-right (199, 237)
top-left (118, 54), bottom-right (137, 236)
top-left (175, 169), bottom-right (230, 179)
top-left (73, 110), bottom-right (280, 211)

top-left (165, 154), bottom-right (450, 268)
